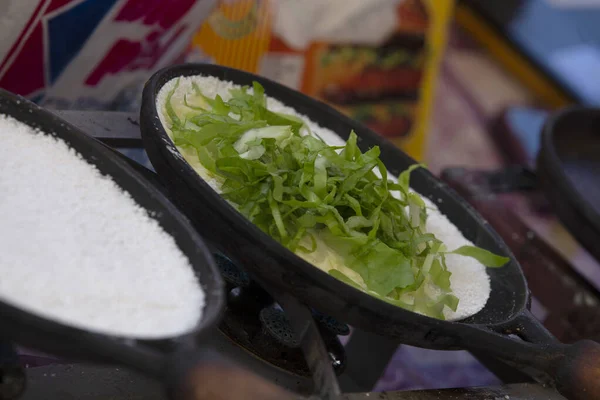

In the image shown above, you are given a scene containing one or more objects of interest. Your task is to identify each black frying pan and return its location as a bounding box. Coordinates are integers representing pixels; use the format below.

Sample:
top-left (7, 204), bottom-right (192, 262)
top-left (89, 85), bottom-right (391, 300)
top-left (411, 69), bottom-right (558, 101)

top-left (140, 64), bottom-right (600, 400)
top-left (0, 89), bottom-right (293, 400)
top-left (538, 107), bottom-right (600, 262)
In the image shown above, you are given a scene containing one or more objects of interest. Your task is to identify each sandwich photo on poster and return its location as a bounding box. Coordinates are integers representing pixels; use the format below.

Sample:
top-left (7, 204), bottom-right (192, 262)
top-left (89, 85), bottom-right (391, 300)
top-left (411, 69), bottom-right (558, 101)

top-left (308, 0), bottom-right (429, 139)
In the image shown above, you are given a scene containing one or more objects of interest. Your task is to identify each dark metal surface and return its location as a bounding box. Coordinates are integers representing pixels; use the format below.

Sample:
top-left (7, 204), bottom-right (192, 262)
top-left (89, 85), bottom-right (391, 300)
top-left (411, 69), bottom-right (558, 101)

top-left (465, 166), bottom-right (538, 193)
top-left (441, 167), bottom-right (600, 399)
top-left (53, 110), bottom-right (143, 147)
top-left (341, 330), bottom-right (399, 392)
top-left (277, 293), bottom-right (342, 400)
top-left (538, 107), bottom-right (600, 263)
top-left (0, 342), bottom-right (25, 400)
top-left (21, 364), bottom-right (566, 400)
top-left (440, 167), bottom-right (600, 336)
top-left (344, 384), bottom-right (566, 400)
top-left (22, 365), bottom-right (164, 400)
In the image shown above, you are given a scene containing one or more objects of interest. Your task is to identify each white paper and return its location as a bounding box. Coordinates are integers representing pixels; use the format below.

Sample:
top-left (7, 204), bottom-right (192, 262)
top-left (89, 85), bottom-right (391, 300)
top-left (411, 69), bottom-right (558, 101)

top-left (272, 0), bottom-right (404, 50)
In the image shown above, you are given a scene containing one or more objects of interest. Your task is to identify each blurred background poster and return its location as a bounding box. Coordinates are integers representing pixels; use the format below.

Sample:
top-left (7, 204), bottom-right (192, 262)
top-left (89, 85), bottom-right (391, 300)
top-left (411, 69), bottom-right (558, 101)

top-left (0, 0), bottom-right (216, 110)
top-left (187, 0), bottom-right (454, 160)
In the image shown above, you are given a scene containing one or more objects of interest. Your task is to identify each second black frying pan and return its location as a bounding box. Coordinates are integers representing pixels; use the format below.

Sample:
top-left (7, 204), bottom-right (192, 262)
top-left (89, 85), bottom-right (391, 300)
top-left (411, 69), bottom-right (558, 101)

top-left (140, 64), bottom-right (600, 399)
top-left (538, 107), bottom-right (600, 262)
top-left (0, 89), bottom-right (292, 400)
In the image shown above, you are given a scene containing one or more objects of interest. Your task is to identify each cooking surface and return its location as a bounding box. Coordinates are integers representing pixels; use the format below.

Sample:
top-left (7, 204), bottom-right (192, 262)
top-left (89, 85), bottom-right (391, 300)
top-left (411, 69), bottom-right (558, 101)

top-left (21, 364), bottom-right (565, 400)
top-left (3, 109), bottom-right (590, 399)
top-left (20, 109), bottom-right (563, 399)
top-left (563, 161), bottom-right (600, 217)
top-left (0, 107), bottom-right (555, 399)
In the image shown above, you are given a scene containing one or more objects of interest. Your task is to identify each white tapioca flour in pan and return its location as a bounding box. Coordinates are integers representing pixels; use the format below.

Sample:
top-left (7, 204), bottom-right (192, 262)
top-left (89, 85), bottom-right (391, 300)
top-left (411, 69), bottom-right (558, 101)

top-left (0, 114), bottom-right (204, 339)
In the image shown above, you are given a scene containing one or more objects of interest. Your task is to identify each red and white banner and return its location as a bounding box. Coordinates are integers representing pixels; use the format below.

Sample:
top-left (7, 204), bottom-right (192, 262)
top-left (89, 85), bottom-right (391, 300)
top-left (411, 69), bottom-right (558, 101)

top-left (0, 0), bottom-right (215, 109)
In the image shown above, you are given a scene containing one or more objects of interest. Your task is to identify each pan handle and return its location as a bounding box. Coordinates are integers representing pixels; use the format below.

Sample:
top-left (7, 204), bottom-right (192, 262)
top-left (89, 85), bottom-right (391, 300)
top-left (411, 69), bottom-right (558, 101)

top-left (165, 348), bottom-right (295, 400)
top-left (477, 311), bottom-right (600, 400)
top-left (542, 339), bottom-right (600, 400)
top-left (518, 311), bottom-right (600, 400)
top-left (508, 309), bottom-right (559, 344)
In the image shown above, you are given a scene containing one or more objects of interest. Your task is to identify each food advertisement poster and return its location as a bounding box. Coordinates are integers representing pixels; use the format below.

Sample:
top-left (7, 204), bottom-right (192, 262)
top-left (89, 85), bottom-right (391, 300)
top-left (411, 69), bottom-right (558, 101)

top-left (187, 0), bottom-right (455, 160)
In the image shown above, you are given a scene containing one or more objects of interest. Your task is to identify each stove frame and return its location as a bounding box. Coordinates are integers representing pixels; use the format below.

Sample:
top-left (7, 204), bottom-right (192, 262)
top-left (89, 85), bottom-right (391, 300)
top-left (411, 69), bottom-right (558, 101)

top-left (0, 110), bottom-right (567, 400)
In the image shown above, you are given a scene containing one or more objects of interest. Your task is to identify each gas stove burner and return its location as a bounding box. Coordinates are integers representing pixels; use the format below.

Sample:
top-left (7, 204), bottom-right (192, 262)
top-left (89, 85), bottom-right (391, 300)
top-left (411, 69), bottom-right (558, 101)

top-left (214, 252), bottom-right (348, 377)
top-left (215, 252), bottom-right (274, 311)
top-left (214, 252), bottom-right (250, 288)
top-left (260, 307), bottom-right (300, 348)
top-left (314, 312), bottom-right (351, 337)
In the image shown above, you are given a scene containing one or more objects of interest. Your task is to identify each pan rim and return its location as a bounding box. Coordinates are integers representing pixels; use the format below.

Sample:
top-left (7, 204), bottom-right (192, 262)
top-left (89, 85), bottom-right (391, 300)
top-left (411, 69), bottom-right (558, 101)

top-left (0, 89), bottom-right (225, 348)
top-left (539, 106), bottom-right (600, 234)
top-left (140, 63), bottom-right (528, 336)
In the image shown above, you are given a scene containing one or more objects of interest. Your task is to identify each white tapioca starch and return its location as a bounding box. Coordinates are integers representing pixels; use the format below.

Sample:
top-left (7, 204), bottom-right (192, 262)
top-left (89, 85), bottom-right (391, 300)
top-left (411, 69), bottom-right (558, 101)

top-left (0, 114), bottom-right (204, 339)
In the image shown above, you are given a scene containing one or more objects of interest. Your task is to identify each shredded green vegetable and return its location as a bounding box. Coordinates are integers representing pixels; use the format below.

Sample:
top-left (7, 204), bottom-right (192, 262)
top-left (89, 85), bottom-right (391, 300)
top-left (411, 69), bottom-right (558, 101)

top-left (164, 79), bottom-right (509, 320)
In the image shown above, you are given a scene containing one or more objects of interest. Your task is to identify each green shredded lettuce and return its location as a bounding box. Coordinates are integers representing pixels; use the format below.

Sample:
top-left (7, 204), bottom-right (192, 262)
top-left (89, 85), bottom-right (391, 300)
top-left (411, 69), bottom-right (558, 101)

top-left (449, 245), bottom-right (508, 268)
top-left (164, 81), bottom-right (509, 320)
